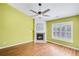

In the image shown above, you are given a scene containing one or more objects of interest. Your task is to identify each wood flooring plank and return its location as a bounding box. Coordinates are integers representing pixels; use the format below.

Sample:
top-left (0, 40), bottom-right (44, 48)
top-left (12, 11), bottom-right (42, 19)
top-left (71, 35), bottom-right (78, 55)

top-left (0, 42), bottom-right (78, 56)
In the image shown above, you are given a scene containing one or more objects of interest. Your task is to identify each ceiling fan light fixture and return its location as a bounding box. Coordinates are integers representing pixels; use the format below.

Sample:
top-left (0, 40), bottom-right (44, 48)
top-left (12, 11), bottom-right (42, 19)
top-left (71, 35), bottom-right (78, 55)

top-left (30, 3), bottom-right (50, 17)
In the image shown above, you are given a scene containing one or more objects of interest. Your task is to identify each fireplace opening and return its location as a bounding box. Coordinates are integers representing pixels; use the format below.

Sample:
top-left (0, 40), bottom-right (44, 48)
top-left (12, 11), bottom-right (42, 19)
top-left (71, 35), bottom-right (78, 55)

top-left (37, 33), bottom-right (44, 40)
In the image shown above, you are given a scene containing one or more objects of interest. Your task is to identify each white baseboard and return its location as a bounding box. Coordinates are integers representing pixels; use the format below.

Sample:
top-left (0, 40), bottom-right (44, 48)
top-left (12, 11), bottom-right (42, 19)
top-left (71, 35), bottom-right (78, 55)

top-left (0, 40), bottom-right (33, 49)
top-left (48, 41), bottom-right (79, 51)
top-left (34, 40), bottom-right (47, 43)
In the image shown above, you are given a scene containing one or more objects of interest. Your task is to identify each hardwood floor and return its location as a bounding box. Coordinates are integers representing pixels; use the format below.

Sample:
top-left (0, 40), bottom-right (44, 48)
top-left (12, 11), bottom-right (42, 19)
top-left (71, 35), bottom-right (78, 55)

top-left (0, 42), bottom-right (79, 56)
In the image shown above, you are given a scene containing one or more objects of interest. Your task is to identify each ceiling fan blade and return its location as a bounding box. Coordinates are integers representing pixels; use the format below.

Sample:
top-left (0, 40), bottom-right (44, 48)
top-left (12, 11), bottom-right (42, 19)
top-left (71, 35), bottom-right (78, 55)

top-left (30, 14), bottom-right (39, 17)
top-left (43, 14), bottom-right (50, 17)
top-left (42, 9), bottom-right (50, 14)
top-left (30, 10), bottom-right (38, 14)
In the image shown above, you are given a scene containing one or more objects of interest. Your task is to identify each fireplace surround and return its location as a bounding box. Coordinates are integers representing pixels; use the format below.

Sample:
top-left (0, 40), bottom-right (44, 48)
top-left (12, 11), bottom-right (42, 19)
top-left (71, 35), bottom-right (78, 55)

top-left (37, 33), bottom-right (44, 40)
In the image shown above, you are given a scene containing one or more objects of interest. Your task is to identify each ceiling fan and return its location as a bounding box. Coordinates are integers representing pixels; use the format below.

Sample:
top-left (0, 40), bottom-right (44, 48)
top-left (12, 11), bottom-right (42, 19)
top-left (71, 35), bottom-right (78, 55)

top-left (30, 3), bottom-right (50, 17)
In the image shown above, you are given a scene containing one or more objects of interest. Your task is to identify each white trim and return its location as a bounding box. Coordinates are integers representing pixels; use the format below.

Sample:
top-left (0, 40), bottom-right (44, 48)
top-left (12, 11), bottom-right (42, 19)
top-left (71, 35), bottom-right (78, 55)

top-left (46, 15), bottom-right (79, 21)
top-left (0, 40), bottom-right (33, 49)
top-left (34, 40), bottom-right (46, 43)
top-left (48, 41), bottom-right (79, 51)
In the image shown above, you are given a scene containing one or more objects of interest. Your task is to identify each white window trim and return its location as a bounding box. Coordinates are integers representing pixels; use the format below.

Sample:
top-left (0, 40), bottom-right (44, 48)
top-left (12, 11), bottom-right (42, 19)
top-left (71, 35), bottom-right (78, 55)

top-left (52, 21), bottom-right (73, 43)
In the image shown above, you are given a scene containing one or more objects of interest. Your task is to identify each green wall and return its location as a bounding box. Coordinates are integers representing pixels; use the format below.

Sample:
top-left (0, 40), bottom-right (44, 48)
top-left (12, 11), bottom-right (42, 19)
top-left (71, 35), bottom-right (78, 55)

top-left (0, 4), bottom-right (33, 47)
top-left (0, 6), bottom-right (3, 46)
top-left (46, 15), bottom-right (79, 49)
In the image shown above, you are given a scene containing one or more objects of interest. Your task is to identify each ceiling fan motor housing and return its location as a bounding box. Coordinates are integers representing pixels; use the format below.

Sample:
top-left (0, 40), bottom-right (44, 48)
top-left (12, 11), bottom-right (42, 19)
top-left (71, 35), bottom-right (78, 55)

top-left (38, 11), bottom-right (41, 14)
top-left (39, 3), bottom-right (42, 6)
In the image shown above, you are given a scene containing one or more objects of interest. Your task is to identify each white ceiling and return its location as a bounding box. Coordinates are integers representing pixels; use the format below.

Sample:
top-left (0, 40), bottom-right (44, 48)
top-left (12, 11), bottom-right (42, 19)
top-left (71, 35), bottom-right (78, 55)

top-left (8, 3), bottom-right (79, 21)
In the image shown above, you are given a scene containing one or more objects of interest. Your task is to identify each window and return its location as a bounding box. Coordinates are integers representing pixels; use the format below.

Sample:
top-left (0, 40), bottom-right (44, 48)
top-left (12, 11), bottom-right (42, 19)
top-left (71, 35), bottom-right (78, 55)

top-left (52, 21), bottom-right (73, 42)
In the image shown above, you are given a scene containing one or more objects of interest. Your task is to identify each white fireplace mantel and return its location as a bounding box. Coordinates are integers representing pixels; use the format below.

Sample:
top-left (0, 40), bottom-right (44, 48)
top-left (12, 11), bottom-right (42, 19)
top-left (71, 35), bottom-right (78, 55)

top-left (34, 18), bottom-right (47, 43)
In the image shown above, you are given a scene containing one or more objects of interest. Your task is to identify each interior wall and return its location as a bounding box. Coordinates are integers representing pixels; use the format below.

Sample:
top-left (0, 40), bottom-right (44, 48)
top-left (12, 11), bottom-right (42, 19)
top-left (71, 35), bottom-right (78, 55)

top-left (46, 15), bottom-right (79, 49)
top-left (0, 6), bottom-right (3, 47)
top-left (0, 4), bottom-right (33, 48)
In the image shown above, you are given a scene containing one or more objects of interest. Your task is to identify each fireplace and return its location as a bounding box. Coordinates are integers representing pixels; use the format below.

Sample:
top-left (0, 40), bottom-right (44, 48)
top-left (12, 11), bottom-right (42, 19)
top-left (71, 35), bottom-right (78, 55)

top-left (37, 33), bottom-right (44, 40)
top-left (34, 21), bottom-right (46, 43)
